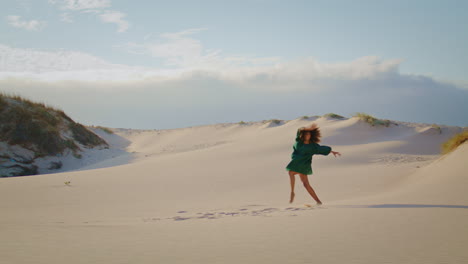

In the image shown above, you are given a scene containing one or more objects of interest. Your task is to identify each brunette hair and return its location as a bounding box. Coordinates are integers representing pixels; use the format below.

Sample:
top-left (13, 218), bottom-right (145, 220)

top-left (299, 126), bottom-right (322, 143)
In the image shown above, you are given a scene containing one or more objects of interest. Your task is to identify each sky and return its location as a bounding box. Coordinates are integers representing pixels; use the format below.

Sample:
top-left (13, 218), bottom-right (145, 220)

top-left (0, 0), bottom-right (467, 129)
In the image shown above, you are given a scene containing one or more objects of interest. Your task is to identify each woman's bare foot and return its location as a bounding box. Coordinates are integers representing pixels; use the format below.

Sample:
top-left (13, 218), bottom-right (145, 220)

top-left (289, 192), bottom-right (295, 203)
top-left (316, 201), bottom-right (323, 206)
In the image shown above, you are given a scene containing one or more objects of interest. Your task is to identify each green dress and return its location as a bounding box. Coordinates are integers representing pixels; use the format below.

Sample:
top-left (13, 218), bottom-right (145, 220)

top-left (285, 128), bottom-right (332, 175)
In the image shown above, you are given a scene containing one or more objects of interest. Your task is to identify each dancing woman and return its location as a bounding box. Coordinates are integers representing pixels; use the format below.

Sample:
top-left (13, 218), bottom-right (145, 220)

top-left (285, 123), bottom-right (341, 204)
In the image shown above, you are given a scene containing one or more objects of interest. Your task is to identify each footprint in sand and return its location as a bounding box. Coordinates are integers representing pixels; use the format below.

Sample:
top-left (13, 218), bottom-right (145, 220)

top-left (197, 212), bottom-right (219, 220)
top-left (145, 204), bottom-right (327, 223)
top-left (173, 216), bottom-right (191, 221)
top-left (285, 207), bottom-right (304, 211)
top-left (142, 217), bottom-right (161, 222)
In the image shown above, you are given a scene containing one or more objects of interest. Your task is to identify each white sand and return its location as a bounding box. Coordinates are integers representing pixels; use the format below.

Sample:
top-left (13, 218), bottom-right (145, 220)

top-left (1, 116), bottom-right (467, 264)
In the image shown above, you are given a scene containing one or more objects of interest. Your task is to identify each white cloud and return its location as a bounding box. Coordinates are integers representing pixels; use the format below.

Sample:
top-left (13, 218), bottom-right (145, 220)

top-left (0, 42), bottom-right (399, 85)
top-left (49, 0), bottom-right (129, 32)
top-left (0, 43), bottom-right (402, 84)
top-left (99, 10), bottom-right (129, 33)
top-left (116, 28), bottom-right (404, 87)
top-left (60, 12), bottom-right (73, 23)
top-left (1, 44), bottom-right (467, 128)
top-left (0, 44), bottom-right (181, 81)
top-left (5, 15), bottom-right (46, 31)
top-left (0, 44), bottom-right (127, 72)
top-left (0, 43), bottom-right (464, 96)
top-left (1, 68), bottom-right (467, 129)
top-left (48, 0), bottom-right (111, 10)
top-left (119, 28), bottom-right (280, 70)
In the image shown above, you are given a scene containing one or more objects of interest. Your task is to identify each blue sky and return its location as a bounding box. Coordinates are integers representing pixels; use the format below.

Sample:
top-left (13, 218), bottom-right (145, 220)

top-left (0, 0), bottom-right (467, 129)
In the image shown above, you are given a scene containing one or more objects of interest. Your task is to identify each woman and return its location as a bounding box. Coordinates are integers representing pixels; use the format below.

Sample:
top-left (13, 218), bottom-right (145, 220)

top-left (285, 123), bottom-right (341, 205)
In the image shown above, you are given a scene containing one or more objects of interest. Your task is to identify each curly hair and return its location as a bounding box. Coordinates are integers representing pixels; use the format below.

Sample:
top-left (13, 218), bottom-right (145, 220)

top-left (299, 127), bottom-right (322, 143)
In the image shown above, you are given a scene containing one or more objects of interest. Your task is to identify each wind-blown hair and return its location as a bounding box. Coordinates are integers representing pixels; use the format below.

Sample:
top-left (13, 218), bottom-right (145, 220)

top-left (299, 126), bottom-right (322, 143)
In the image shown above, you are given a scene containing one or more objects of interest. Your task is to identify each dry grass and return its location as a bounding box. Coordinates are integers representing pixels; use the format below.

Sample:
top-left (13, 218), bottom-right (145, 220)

top-left (0, 92), bottom-right (107, 157)
top-left (69, 122), bottom-right (107, 147)
top-left (441, 130), bottom-right (468, 154)
top-left (97, 126), bottom-right (114, 134)
top-left (353, 112), bottom-right (392, 127)
top-left (263, 119), bottom-right (282, 124)
top-left (89, 125), bottom-right (114, 134)
top-left (323, 113), bottom-right (345, 119)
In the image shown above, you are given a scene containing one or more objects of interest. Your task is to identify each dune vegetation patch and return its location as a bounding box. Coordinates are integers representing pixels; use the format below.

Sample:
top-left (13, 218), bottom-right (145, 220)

top-left (323, 113), bottom-right (345, 119)
top-left (0, 92), bottom-right (108, 176)
top-left (431, 124), bottom-right (442, 134)
top-left (301, 115), bottom-right (320, 120)
top-left (263, 119), bottom-right (283, 125)
top-left (1, 93), bottom-right (71, 156)
top-left (69, 122), bottom-right (107, 148)
top-left (353, 112), bottom-right (395, 127)
top-left (89, 125), bottom-right (114, 134)
top-left (441, 130), bottom-right (468, 154)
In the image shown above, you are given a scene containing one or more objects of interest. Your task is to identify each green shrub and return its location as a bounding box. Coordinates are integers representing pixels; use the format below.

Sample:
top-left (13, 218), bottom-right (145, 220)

top-left (0, 93), bottom-right (107, 157)
top-left (64, 139), bottom-right (80, 151)
top-left (0, 107), bottom-right (66, 155)
top-left (69, 122), bottom-right (108, 147)
top-left (37, 107), bottom-right (59, 126)
top-left (323, 113), bottom-right (345, 119)
top-left (57, 110), bottom-right (73, 122)
top-left (353, 112), bottom-right (392, 127)
top-left (238, 121), bottom-right (246, 125)
top-left (441, 130), bottom-right (468, 154)
top-left (0, 92), bottom-right (66, 118)
top-left (264, 119), bottom-right (282, 124)
top-left (0, 95), bottom-right (5, 112)
top-left (262, 119), bottom-right (282, 124)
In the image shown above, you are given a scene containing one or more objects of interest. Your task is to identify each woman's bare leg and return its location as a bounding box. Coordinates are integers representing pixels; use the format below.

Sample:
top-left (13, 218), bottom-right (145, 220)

top-left (299, 174), bottom-right (322, 204)
top-left (288, 171), bottom-right (296, 203)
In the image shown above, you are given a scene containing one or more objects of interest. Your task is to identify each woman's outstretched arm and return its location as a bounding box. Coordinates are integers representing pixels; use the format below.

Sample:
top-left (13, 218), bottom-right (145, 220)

top-left (315, 144), bottom-right (332, 155)
top-left (315, 144), bottom-right (341, 157)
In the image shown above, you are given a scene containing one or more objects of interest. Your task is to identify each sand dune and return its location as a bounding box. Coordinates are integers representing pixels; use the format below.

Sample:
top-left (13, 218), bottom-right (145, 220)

top-left (1, 116), bottom-right (466, 264)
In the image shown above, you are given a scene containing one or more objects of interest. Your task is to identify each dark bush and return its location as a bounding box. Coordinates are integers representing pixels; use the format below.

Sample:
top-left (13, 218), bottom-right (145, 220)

top-left (69, 122), bottom-right (108, 147)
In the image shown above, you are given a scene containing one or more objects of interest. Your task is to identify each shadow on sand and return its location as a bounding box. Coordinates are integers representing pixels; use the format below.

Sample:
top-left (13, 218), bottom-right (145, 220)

top-left (332, 204), bottom-right (468, 209)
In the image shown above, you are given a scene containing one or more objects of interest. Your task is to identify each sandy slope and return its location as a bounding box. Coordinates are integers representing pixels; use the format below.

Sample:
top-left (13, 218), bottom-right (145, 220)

top-left (1, 116), bottom-right (466, 264)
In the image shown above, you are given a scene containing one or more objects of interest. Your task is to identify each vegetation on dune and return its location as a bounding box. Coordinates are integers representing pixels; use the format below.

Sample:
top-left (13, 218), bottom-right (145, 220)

top-left (323, 113), bottom-right (345, 119)
top-left (69, 122), bottom-right (107, 147)
top-left (353, 112), bottom-right (394, 127)
top-left (0, 94), bottom-right (69, 156)
top-left (441, 130), bottom-right (468, 154)
top-left (301, 115), bottom-right (320, 119)
top-left (0, 92), bottom-right (108, 176)
top-left (431, 124), bottom-right (442, 134)
top-left (97, 126), bottom-right (114, 134)
top-left (272, 119), bottom-right (282, 124)
top-left (263, 119), bottom-right (282, 124)
top-left (89, 125), bottom-right (114, 134)
top-left (0, 96), bottom-right (5, 111)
